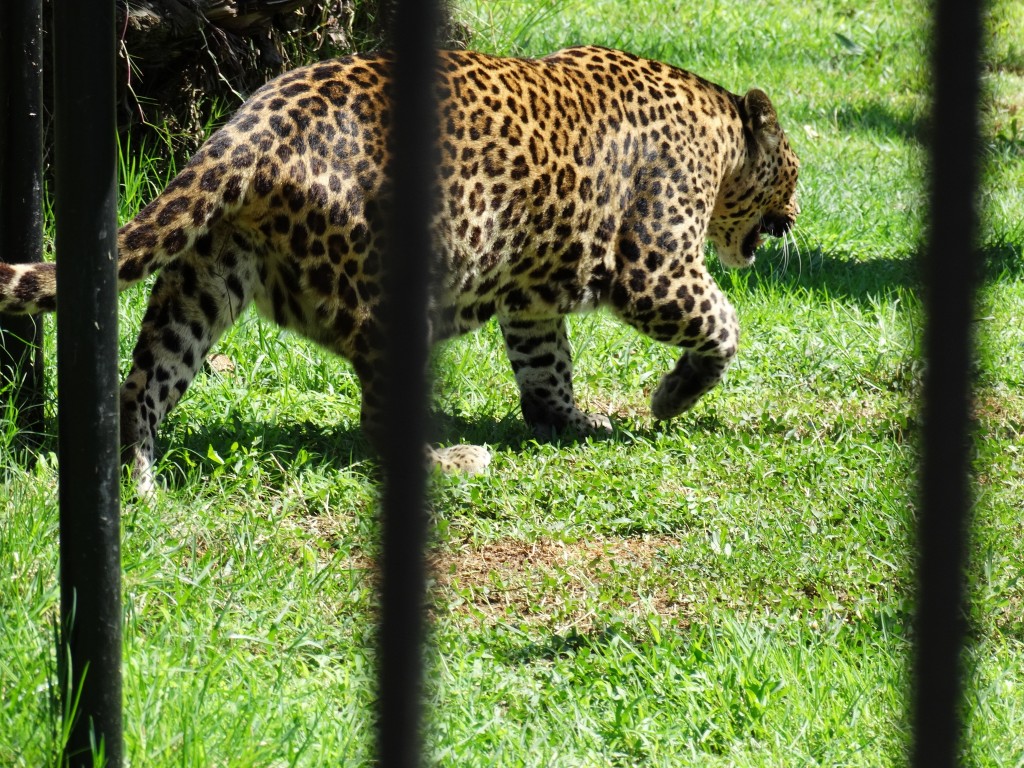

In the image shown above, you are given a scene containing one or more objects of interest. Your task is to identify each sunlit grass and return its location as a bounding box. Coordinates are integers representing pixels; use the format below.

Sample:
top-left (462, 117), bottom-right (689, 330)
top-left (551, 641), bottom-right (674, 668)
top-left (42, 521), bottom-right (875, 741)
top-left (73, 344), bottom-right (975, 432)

top-left (1, 0), bottom-right (1023, 764)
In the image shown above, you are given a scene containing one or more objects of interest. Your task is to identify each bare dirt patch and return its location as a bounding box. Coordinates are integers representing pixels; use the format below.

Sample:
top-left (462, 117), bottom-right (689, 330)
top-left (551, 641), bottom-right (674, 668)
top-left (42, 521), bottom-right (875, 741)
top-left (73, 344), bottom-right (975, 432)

top-left (974, 391), bottom-right (1024, 440)
top-left (428, 535), bottom-right (695, 633)
top-left (292, 517), bottom-right (698, 633)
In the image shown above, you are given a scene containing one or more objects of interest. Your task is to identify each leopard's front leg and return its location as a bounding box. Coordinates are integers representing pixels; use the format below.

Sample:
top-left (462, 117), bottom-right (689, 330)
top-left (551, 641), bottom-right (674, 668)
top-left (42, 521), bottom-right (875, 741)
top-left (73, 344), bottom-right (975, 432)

top-left (610, 263), bottom-right (740, 420)
top-left (499, 316), bottom-right (612, 437)
top-left (650, 348), bottom-right (735, 420)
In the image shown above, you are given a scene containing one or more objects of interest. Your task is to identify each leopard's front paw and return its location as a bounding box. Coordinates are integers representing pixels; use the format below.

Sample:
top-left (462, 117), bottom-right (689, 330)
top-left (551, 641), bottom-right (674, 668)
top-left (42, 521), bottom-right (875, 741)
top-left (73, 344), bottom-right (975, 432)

top-left (651, 353), bottom-right (727, 420)
top-left (651, 369), bottom-right (694, 420)
top-left (427, 444), bottom-right (492, 475)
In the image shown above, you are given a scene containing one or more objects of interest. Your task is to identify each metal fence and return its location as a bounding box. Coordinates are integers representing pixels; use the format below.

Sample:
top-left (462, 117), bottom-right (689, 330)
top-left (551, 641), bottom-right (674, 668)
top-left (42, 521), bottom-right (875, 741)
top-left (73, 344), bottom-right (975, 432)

top-left (0, 0), bottom-right (45, 446)
top-left (911, 1), bottom-right (983, 764)
top-left (0, 0), bottom-right (984, 765)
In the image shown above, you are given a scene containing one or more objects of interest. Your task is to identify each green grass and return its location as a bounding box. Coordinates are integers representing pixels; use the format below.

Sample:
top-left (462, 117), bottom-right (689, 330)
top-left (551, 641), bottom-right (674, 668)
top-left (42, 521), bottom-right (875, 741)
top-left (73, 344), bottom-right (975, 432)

top-left (2, 0), bottom-right (1024, 764)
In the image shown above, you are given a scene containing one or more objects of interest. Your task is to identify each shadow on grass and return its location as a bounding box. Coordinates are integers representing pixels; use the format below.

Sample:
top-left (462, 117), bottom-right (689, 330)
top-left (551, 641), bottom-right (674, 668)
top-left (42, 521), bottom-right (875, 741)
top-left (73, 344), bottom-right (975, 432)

top-left (744, 248), bottom-right (917, 302)
top-left (731, 236), bottom-right (1021, 305)
top-left (153, 403), bottom-right (678, 490)
top-left (156, 414), bottom-right (372, 490)
top-left (152, 379), bottom-right (915, 491)
top-left (829, 100), bottom-right (925, 143)
top-left (432, 409), bottom-right (634, 454)
top-left (157, 407), bottom-right (601, 488)
top-left (498, 624), bottom-right (638, 665)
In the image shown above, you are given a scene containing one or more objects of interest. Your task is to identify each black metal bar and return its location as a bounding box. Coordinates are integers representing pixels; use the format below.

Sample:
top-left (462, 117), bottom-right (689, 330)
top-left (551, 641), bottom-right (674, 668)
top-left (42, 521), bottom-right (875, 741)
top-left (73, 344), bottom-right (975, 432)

top-left (0, 0), bottom-right (46, 446)
top-left (911, 0), bottom-right (984, 765)
top-left (52, 1), bottom-right (123, 765)
top-left (376, 0), bottom-right (440, 765)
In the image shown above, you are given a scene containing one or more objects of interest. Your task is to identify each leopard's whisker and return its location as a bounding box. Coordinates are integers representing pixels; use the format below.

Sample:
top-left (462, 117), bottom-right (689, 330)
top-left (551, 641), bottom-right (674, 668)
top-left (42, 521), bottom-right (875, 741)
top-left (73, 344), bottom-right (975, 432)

top-left (785, 226), bottom-right (800, 277)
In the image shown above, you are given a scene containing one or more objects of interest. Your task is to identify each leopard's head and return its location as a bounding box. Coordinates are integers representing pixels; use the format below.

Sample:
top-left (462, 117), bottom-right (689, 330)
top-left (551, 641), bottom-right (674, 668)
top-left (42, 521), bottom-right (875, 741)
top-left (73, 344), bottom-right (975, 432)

top-left (708, 88), bottom-right (800, 269)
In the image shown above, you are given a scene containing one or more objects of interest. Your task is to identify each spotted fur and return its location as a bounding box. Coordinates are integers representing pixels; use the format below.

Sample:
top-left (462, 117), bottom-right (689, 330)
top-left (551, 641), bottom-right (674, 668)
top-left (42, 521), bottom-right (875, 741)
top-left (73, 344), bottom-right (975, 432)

top-left (0, 46), bottom-right (799, 491)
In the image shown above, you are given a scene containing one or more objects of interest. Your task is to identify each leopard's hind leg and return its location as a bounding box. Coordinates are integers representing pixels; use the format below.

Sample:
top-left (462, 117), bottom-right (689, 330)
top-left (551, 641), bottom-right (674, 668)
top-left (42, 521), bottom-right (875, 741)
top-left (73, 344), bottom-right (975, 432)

top-left (120, 228), bottom-right (257, 493)
top-left (499, 316), bottom-right (612, 438)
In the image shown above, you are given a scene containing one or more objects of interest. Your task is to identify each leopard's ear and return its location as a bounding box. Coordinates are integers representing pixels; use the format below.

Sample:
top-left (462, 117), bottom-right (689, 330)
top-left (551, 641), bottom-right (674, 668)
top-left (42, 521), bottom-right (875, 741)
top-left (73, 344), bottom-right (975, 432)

top-left (741, 88), bottom-right (781, 150)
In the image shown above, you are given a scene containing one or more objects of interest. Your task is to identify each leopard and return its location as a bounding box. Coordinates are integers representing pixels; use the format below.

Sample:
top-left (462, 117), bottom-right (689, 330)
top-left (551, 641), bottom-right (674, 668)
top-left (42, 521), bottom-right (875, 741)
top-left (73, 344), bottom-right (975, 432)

top-left (0, 45), bottom-right (799, 493)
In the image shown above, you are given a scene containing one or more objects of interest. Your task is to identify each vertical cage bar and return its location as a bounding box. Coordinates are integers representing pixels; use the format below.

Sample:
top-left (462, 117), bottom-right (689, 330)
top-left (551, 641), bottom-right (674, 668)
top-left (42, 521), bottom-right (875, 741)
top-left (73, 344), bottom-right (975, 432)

top-left (0, 0), bottom-right (46, 444)
top-left (912, 0), bottom-right (984, 765)
top-left (376, 0), bottom-right (440, 766)
top-left (52, 1), bottom-right (123, 765)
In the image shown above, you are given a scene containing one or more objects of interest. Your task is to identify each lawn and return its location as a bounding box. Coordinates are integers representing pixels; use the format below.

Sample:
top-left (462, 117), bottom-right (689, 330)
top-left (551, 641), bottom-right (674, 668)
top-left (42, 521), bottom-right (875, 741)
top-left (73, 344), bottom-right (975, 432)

top-left (2, 0), bottom-right (1024, 765)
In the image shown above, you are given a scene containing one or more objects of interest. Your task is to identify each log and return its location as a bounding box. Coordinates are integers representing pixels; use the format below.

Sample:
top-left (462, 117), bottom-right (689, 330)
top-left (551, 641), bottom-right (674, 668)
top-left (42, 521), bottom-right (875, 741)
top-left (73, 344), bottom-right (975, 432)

top-left (113, 0), bottom-right (355, 154)
top-left (42, 1), bottom-right (466, 159)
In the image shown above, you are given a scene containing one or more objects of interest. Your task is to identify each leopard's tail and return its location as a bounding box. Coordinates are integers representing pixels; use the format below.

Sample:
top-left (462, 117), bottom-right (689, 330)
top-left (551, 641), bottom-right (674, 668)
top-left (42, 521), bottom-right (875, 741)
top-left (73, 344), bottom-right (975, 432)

top-left (0, 134), bottom-right (254, 316)
top-left (0, 262), bottom-right (58, 314)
